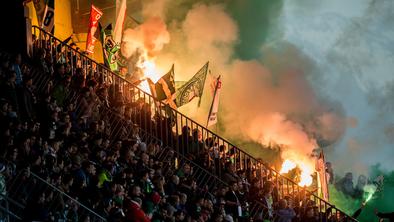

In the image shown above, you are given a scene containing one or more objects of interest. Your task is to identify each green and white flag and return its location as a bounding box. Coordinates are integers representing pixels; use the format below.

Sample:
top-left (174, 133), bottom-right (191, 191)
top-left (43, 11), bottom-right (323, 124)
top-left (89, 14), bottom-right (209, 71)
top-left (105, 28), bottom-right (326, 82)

top-left (148, 64), bottom-right (177, 109)
top-left (100, 23), bottom-right (121, 72)
top-left (175, 62), bottom-right (209, 108)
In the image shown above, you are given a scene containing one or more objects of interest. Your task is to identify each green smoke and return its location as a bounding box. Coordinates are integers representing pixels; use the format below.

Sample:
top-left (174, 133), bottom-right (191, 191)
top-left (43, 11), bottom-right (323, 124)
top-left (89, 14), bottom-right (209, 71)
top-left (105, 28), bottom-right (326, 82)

top-left (330, 166), bottom-right (394, 221)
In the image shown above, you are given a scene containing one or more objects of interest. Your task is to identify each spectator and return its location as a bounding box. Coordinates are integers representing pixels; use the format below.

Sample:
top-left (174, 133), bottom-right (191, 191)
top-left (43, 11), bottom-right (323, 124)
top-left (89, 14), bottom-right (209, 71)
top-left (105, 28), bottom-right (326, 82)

top-left (260, 181), bottom-right (275, 221)
top-left (166, 175), bottom-right (179, 195)
top-left (11, 53), bottom-right (23, 86)
top-left (176, 163), bottom-right (192, 180)
top-left (126, 197), bottom-right (150, 222)
top-left (301, 206), bottom-right (319, 222)
top-left (222, 162), bottom-right (240, 184)
top-left (275, 199), bottom-right (296, 222)
top-left (225, 181), bottom-right (242, 220)
top-left (354, 175), bottom-right (367, 199)
top-left (325, 162), bottom-right (334, 184)
top-left (18, 76), bottom-right (36, 121)
top-left (1, 71), bottom-right (18, 114)
top-left (335, 172), bottom-right (355, 197)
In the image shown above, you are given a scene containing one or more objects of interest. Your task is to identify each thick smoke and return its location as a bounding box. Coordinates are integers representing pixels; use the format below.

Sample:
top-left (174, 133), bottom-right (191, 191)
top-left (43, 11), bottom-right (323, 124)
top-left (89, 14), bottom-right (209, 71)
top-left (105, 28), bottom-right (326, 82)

top-left (150, 2), bottom-right (346, 171)
top-left (141, 0), bottom-right (171, 19)
top-left (157, 3), bottom-right (238, 78)
top-left (143, 0), bottom-right (394, 215)
top-left (280, 0), bottom-right (394, 176)
top-left (125, 0), bottom-right (393, 186)
top-left (121, 17), bottom-right (170, 59)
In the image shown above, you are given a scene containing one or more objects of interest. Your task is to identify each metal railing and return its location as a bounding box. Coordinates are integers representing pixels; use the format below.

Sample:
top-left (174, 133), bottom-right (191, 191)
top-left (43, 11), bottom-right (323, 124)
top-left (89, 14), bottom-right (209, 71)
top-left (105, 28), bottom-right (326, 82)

top-left (6, 170), bottom-right (106, 221)
top-left (31, 25), bottom-right (357, 221)
top-left (0, 193), bottom-right (23, 221)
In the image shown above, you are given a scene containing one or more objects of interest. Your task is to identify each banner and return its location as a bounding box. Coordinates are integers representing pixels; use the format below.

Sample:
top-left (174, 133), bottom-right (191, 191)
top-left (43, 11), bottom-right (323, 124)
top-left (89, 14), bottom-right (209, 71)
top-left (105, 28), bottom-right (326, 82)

top-left (100, 23), bottom-right (121, 72)
top-left (148, 64), bottom-right (177, 109)
top-left (41, 0), bottom-right (55, 33)
top-left (86, 5), bottom-right (103, 54)
top-left (207, 75), bottom-right (222, 127)
top-left (176, 62), bottom-right (209, 108)
top-left (316, 151), bottom-right (329, 201)
top-left (113, 0), bottom-right (126, 44)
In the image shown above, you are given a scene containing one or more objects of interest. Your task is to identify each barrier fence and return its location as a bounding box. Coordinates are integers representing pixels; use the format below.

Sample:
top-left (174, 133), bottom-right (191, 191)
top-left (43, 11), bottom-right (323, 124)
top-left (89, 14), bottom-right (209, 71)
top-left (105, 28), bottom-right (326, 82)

top-left (31, 25), bottom-right (358, 222)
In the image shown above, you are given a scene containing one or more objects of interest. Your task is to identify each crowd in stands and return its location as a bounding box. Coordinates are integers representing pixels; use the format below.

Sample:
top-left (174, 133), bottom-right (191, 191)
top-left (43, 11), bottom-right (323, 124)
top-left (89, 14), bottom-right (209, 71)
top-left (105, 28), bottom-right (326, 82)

top-left (1, 34), bottom-right (388, 222)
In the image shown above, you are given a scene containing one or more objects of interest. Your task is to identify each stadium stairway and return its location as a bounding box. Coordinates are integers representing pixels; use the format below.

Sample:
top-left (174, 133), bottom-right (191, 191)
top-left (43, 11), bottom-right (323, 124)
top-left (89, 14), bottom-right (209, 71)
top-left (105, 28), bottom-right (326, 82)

top-left (24, 26), bottom-right (357, 222)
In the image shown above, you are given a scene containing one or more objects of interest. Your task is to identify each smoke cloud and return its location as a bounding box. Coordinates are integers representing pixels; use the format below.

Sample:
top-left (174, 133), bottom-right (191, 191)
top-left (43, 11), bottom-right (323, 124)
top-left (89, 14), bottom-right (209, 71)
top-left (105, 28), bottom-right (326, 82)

top-left (279, 0), bottom-right (394, 176)
top-left (122, 0), bottom-right (393, 191)
top-left (133, 2), bottom-right (348, 171)
top-left (122, 17), bottom-right (170, 59)
top-left (134, 0), bottom-right (394, 215)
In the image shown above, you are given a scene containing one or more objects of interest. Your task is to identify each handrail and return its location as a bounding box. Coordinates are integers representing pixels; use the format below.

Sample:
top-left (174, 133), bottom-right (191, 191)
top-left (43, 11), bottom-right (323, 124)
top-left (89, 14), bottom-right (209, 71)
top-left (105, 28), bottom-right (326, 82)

top-left (31, 25), bottom-right (357, 221)
top-left (0, 206), bottom-right (22, 221)
top-left (0, 193), bottom-right (23, 220)
top-left (28, 171), bottom-right (107, 221)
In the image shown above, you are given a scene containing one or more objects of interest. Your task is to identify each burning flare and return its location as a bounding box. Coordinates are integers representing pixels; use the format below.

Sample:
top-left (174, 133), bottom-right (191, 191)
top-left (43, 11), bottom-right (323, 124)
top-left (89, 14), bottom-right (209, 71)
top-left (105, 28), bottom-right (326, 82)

top-left (136, 57), bottom-right (162, 94)
top-left (280, 159), bottom-right (297, 174)
top-left (280, 159), bottom-right (314, 187)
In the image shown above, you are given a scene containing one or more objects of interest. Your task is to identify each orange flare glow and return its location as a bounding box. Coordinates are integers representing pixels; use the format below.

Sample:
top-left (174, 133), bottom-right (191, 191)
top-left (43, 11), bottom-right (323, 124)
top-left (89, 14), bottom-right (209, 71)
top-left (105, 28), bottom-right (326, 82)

top-left (137, 59), bottom-right (162, 94)
top-left (280, 159), bottom-right (314, 187)
top-left (280, 159), bottom-right (297, 174)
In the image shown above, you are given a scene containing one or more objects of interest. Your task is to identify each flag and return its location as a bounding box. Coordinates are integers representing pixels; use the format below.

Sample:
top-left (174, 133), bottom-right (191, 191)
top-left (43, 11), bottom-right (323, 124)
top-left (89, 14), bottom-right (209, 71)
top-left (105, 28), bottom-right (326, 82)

top-left (176, 62), bottom-right (209, 108)
top-left (41, 0), bottom-right (55, 33)
top-left (32, 0), bottom-right (46, 25)
top-left (316, 151), bottom-right (329, 201)
top-left (207, 75), bottom-right (222, 127)
top-left (148, 64), bottom-right (177, 109)
top-left (86, 5), bottom-right (103, 54)
top-left (100, 23), bottom-right (121, 72)
top-left (113, 0), bottom-right (126, 44)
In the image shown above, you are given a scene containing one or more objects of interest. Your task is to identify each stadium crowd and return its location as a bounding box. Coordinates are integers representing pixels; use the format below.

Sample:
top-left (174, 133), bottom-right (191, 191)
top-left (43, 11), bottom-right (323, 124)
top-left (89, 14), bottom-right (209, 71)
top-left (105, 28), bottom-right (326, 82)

top-left (1, 35), bottom-right (388, 222)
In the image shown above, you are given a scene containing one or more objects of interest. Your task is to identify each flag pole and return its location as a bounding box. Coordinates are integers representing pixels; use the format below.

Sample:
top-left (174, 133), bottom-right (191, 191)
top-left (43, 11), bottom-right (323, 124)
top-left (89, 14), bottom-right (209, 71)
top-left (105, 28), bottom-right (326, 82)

top-left (198, 62), bottom-right (209, 107)
top-left (206, 75), bottom-right (221, 128)
top-left (322, 150), bottom-right (330, 201)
